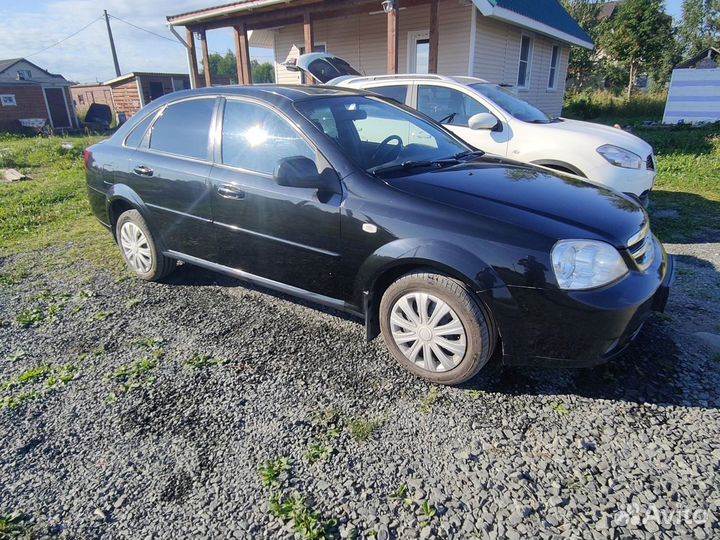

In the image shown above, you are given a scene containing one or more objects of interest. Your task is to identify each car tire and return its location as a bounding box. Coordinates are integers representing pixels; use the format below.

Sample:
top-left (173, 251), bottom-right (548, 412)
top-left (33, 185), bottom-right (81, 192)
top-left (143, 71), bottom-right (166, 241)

top-left (379, 272), bottom-right (496, 385)
top-left (115, 209), bottom-right (175, 281)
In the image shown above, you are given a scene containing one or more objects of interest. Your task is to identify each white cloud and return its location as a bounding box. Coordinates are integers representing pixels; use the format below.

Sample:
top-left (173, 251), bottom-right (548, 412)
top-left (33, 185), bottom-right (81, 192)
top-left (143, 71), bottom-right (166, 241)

top-left (0, 0), bottom-right (270, 83)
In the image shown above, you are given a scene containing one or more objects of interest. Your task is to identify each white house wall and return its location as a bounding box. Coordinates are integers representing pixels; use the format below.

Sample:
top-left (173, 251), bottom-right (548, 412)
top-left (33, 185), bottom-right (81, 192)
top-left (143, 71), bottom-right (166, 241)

top-left (274, 0), bottom-right (471, 84)
top-left (473, 15), bottom-right (569, 117)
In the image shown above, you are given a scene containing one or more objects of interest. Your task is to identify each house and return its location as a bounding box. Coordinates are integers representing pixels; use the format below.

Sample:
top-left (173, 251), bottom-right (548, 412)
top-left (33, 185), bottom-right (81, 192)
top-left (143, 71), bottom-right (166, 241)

top-left (71, 72), bottom-right (193, 123)
top-left (166, 0), bottom-right (593, 117)
top-left (0, 58), bottom-right (78, 133)
top-left (663, 48), bottom-right (720, 124)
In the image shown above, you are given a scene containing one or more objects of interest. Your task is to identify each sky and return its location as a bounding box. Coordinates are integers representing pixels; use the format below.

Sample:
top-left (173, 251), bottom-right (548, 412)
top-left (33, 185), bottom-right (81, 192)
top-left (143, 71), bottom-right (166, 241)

top-left (0, 0), bottom-right (687, 84)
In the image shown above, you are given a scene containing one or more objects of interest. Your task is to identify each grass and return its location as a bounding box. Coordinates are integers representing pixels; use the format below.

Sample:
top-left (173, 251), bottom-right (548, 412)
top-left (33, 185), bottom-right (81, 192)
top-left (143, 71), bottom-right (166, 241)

top-left (0, 133), bottom-right (123, 272)
top-left (347, 417), bottom-right (383, 442)
top-left (563, 90), bottom-right (667, 126)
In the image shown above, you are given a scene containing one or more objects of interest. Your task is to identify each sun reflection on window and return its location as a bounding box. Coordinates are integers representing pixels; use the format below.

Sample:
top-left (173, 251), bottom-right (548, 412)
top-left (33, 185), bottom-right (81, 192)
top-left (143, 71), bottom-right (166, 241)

top-left (244, 124), bottom-right (269, 147)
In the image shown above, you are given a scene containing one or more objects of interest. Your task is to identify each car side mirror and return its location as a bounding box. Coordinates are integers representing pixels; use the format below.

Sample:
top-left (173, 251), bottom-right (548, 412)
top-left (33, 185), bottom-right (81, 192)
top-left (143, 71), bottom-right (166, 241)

top-left (468, 112), bottom-right (498, 131)
top-left (273, 156), bottom-right (338, 193)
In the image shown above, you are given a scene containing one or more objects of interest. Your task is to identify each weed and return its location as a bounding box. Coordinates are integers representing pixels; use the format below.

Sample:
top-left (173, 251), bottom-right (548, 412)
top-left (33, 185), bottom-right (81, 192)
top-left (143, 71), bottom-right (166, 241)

top-left (304, 443), bottom-right (334, 464)
top-left (0, 363), bottom-right (79, 410)
top-left (90, 310), bottom-right (114, 321)
top-left (185, 352), bottom-right (225, 369)
top-left (134, 336), bottom-right (163, 351)
top-left (259, 457), bottom-right (292, 488)
top-left (419, 500), bottom-right (438, 527)
top-left (549, 402), bottom-right (570, 416)
top-left (0, 392), bottom-right (39, 410)
top-left (467, 389), bottom-right (485, 400)
top-left (419, 387), bottom-right (440, 413)
top-left (44, 364), bottom-right (79, 389)
top-left (15, 308), bottom-right (44, 327)
top-left (389, 483), bottom-right (413, 506)
top-left (0, 510), bottom-right (30, 538)
top-left (126, 297), bottom-right (141, 308)
top-left (268, 492), bottom-right (337, 540)
top-left (348, 418), bottom-right (383, 443)
top-left (0, 265), bottom-right (29, 286)
top-left (5, 350), bottom-right (26, 362)
top-left (109, 357), bottom-right (157, 395)
top-left (313, 407), bottom-right (340, 427)
top-left (712, 354), bottom-right (720, 364)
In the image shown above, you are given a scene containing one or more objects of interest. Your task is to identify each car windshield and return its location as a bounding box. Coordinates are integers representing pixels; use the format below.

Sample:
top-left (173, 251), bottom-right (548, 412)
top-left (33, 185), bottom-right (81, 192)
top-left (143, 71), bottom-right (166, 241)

top-left (469, 83), bottom-right (553, 123)
top-left (296, 96), bottom-right (470, 173)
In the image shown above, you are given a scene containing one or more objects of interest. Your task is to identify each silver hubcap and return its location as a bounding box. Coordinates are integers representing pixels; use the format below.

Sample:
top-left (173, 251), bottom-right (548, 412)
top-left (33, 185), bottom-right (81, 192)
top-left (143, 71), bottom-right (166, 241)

top-left (390, 292), bottom-right (467, 372)
top-left (119, 222), bottom-right (152, 273)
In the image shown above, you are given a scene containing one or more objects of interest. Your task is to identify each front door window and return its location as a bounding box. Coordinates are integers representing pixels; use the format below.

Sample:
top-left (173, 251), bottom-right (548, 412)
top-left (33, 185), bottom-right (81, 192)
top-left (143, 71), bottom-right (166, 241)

top-left (408, 31), bottom-right (430, 73)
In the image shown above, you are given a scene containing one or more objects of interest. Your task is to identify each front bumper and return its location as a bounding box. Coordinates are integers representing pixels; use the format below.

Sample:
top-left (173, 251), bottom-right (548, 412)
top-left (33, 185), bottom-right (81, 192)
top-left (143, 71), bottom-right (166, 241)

top-left (500, 240), bottom-right (673, 368)
top-left (586, 161), bottom-right (656, 199)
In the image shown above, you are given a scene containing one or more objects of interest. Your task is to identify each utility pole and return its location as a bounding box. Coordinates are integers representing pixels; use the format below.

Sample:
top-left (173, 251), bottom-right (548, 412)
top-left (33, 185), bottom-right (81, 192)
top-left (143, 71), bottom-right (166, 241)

top-left (104, 10), bottom-right (121, 77)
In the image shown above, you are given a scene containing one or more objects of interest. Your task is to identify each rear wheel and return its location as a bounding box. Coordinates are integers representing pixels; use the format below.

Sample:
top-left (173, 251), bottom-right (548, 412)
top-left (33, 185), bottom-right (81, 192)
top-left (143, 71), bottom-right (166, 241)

top-left (379, 272), bottom-right (495, 385)
top-left (116, 209), bottom-right (175, 281)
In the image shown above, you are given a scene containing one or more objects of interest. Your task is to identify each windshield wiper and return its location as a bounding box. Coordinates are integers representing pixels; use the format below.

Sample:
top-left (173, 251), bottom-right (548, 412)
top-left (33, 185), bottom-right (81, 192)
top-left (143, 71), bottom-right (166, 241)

top-left (453, 150), bottom-right (485, 160)
top-left (370, 158), bottom-right (459, 176)
top-left (438, 112), bottom-right (457, 124)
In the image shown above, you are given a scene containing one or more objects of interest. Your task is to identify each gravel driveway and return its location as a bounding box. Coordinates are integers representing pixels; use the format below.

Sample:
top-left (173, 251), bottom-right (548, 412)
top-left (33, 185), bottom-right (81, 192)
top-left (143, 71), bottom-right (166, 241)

top-left (1, 241), bottom-right (719, 539)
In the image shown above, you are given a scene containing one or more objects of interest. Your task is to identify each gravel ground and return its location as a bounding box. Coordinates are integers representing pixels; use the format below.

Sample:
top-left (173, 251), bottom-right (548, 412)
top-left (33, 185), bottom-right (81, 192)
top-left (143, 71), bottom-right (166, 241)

top-left (1, 241), bottom-right (719, 540)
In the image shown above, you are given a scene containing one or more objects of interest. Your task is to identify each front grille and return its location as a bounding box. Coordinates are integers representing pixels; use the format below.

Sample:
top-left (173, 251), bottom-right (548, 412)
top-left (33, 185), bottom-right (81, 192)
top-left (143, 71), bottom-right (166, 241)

top-left (646, 154), bottom-right (655, 171)
top-left (627, 223), bottom-right (655, 271)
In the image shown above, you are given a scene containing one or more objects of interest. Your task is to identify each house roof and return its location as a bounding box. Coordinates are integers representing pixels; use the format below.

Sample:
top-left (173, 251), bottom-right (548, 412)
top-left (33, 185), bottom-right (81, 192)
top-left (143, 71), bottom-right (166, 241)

top-left (103, 72), bottom-right (191, 86)
top-left (598, 1), bottom-right (623, 21)
top-left (478, 0), bottom-right (593, 48)
top-left (167, 0), bottom-right (593, 49)
top-left (0, 57), bottom-right (69, 81)
top-left (675, 47), bottom-right (720, 69)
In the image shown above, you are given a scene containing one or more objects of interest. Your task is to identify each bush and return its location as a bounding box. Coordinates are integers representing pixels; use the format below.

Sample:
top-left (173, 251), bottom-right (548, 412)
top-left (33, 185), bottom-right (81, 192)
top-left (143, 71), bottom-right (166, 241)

top-left (563, 90), bottom-right (666, 124)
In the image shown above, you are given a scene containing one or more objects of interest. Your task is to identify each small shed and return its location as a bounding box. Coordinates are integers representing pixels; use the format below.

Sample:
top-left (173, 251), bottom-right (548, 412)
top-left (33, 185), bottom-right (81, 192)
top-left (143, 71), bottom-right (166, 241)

top-left (663, 48), bottom-right (720, 124)
top-left (0, 58), bottom-right (78, 132)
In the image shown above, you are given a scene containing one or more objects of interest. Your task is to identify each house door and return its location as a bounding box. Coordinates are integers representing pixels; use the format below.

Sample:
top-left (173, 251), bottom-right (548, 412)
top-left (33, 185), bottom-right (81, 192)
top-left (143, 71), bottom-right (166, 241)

top-left (44, 87), bottom-right (71, 128)
top-left (149, 82), bottom-right (164, 101)
top-left (408, 31), bottom-right (430, 73)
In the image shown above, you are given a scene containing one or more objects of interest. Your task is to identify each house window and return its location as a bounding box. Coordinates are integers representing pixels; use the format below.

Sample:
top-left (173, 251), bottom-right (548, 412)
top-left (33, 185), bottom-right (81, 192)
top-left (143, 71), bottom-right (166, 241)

top-left (408, 31), bottom-right (430, 73)
top-left (78, 94), bottom-right (85, 105)
top-left (548, 45), bottom-right (560, 90)
top-left (0, 94), bottom-right (17, 107)
top-left (517, 35), bottom-right (533, 89)
top-left (16, 69), bottom-right (31, 80)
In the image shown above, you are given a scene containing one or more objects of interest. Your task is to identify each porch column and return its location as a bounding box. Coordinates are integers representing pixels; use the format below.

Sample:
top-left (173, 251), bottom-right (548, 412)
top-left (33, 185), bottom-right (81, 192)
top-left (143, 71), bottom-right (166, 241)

top-left (428, 0), bottom-right (439, 73)
top-left (234, 23), bottom-right (252, 84)
top-left (303, 11), bottom-right (315, 84)
top-left (387, 0), bottom-right (399, 74)
top-left (186, 29), bottom-right (202, 89)
top-left (199, 29), bottom-right (212, 87)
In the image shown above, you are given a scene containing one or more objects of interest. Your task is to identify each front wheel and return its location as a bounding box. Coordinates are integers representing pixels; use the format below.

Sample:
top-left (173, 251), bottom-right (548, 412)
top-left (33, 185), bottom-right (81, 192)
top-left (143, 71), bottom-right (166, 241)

top-left (115, 209), bottom-right (175, 281)
top-left (379, 272), bottom-right (496, 385)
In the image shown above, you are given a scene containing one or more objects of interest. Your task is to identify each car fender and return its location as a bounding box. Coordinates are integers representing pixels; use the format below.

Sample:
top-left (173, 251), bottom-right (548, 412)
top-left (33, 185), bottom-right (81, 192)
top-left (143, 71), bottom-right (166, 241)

top-left (356, 238), bottom-right (522, 355)
top-left (104, 184), bottom-right (166, 249)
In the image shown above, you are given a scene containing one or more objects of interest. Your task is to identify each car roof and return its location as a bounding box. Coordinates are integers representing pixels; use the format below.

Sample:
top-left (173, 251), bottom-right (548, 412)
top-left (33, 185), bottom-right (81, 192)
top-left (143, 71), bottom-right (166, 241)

top-left (150, 84), bottom-right (370, 107)
top-left (334, 74), bottom-right (491, 86)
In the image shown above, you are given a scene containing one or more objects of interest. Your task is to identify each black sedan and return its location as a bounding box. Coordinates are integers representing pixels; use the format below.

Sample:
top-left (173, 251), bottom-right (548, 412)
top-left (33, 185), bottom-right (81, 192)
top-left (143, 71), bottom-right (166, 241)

top-left (85, 85), bottom-right (673, 385)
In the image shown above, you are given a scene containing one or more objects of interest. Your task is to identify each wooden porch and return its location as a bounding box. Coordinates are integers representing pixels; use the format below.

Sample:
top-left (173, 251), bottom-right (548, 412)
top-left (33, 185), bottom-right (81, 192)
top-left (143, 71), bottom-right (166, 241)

top-left (167, 0), bottom-right (441, 86)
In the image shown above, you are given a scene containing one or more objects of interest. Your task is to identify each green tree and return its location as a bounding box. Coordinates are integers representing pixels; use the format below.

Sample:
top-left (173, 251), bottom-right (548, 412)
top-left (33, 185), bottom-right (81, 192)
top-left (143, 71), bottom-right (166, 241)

top-left (601, 0), bottom-right (673, 97)
top-left (560, 0), bottom-right (603, 90)
top-left (201, 50), bottom-right (275, 84)
top-left (678, 0), bottom-right (720, 56)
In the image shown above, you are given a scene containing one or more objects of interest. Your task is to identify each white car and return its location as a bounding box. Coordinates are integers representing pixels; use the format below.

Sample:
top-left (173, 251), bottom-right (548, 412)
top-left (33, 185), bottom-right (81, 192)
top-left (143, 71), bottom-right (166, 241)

top-left (288, 53), bottom-right (657, 205)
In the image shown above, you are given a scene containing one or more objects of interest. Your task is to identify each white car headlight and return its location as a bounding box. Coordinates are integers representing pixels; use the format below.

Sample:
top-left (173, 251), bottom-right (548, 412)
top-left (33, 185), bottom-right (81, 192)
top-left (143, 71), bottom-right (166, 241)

top-left (551, 240), bottom-right (628, 290)
top-left (597, 144), bottom-right (643, 169)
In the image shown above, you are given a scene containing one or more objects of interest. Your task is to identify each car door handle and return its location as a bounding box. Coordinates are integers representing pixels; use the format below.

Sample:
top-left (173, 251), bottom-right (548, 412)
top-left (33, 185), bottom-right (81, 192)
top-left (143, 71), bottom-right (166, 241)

top-left (133, 165), bottom-right (154, 177)
top-left (217, 184), bottom-right (245, 200)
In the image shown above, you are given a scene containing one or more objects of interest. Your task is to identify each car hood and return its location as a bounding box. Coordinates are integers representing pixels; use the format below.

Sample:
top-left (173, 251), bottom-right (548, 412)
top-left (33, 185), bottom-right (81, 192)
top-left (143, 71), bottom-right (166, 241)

top-left (543, 118), bottom-right (653, 157)
top-left (383, 159), bottom-right (647, 247)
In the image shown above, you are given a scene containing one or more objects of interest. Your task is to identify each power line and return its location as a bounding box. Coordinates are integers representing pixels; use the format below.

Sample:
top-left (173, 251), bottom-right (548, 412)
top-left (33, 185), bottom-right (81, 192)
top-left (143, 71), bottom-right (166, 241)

top-left (108, 14), bottom-right (179, 44)
top-left (25, 16), bottom-right (102, 57)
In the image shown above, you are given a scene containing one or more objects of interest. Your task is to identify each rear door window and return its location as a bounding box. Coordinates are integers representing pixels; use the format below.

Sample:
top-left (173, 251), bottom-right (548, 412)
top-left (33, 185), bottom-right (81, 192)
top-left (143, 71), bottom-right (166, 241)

top-left (417, 85), bottom-right (489, 127)
top-left (221, 100), bottom-right (316, 175)
top-left (367, 85), bottom-right (409, 104)
top-left (149, 98), bottom-right (215, 160)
